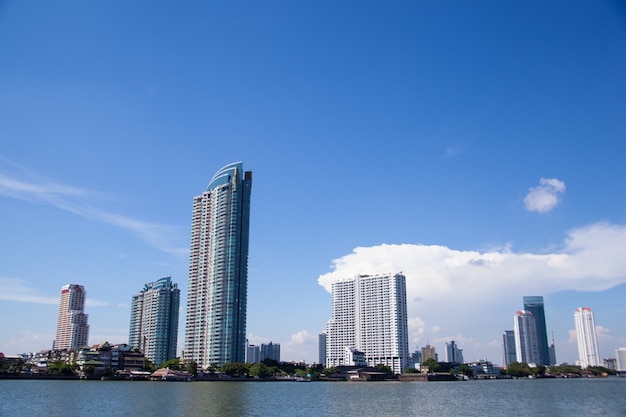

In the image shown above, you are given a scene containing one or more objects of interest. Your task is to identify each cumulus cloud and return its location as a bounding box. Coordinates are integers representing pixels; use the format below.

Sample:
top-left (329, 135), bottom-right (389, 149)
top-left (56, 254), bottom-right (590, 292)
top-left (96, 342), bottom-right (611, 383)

top-left (524, 177), bottom-right (566, 212)
top-left (280, 330), bottom-right (318, 363)
top-left (318, 222), bottom-right (626, 357)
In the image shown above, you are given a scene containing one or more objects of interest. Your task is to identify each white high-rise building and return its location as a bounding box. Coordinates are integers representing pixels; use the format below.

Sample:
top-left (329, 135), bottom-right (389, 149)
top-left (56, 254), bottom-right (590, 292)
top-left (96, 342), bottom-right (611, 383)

top-left (183, 162), bottom-right (252, 369)
top-left (514, 310), bottom-right (539, 365)
top-left (54, 284), bottom-right (89, 350)
top-left (129, 276), bottom-right (180, 366)
top-left (326, 273), bottom-right (409, 374)
top-left (574, 307), bottom-right (600, 368)
top-left (615, 347), bottom-right (626, 372)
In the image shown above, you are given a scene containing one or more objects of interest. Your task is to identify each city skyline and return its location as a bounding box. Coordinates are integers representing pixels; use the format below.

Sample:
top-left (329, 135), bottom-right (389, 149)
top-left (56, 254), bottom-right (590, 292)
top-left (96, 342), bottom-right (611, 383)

top-left (1, 1), bottom-right (625, 365)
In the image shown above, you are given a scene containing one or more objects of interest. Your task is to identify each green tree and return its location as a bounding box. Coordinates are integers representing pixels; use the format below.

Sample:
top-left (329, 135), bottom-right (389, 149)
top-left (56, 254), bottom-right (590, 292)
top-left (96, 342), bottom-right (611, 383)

top-left (531, 364), bottom-right (546, 377)
top-left (143, 358), bottom-right (155, 372)
top-left (322, 366), bottom-right (337, 376)
top-left (220, 362), bottom-right (250, 377)
top-left (375, 364), bottom-right (393, 375)
top-left (503, 362), bottom-right (531, 377)
top-left (249, 362), bottom-right (271, 378)
top-left (459, 364), bottom-right (474, 378)
top-left (424, 358), bottom-right (439, 373)
top-left (48, 361), bottom-right (77, 376)
top-left (187, 360), bottom-right (198, 376)
top-left (160, 358), bottom-right (181, 370)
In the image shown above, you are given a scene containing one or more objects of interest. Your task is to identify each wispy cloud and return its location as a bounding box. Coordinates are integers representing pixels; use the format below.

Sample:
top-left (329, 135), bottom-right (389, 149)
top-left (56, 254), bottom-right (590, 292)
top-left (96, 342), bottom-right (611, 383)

top-left (0, 278), bottom-right (110, 306)
top-left (524, 177), bottom-right (566, 213)
top-left (0, 278), bottom-right (59, 305)
top-left (0, 158), bottom-right (187, 257)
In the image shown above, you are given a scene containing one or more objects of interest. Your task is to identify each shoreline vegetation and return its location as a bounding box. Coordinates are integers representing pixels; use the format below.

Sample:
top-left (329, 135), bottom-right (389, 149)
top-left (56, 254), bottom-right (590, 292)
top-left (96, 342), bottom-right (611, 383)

top-left (2, 355), bottom-right (621, 382)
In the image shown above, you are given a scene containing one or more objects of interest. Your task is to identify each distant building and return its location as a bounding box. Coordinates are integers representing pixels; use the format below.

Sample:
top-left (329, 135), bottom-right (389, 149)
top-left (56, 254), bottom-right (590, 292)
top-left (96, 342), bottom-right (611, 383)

top-left (523, 296), bottom-right (550, 365)
top-left (184, 162), bottom-right (252, 369)
top-left (421, 344), bottom-right (437, 362)
top-left (548, 338), bottom-right (557, 366)
top-left (318, 333), bottom-right (327, 366)
top-left (129, 276), bottom-right (180, 366)
top-left (408, 348), bottom-right (422, 369)
top-left (514, 310), bottom-right (539, 365)
top-left (502, 330), bottom-right (517, 366)
top-left (574, 307), bottom-right (600, 368)
top-left (54, 284), bottom-right (89, 350)
top-left (246, 344), bottom-right (261, 363)
top-left (326, 273), bottom-right (409, 374)
top-left (615, 348), bottom-right (626, 372)
top-left (602, 358), bottom-right (616, 370)
top-left (260, 342), bottom-right (280, 362)
top-left (445, 340), bottom-right (463, 364)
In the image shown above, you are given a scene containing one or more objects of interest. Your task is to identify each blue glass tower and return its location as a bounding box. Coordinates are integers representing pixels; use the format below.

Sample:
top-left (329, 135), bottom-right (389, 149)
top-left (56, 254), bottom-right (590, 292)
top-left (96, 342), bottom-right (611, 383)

top-left (523, 296), bottom-right (549, 365)
top-left (184, 162), bottom-right (252, 369)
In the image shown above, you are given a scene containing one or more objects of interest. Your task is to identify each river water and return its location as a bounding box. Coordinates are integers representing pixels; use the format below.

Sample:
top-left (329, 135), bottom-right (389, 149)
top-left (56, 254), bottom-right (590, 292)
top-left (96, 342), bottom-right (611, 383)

top-left (1, 377), bottom-right (625, 416)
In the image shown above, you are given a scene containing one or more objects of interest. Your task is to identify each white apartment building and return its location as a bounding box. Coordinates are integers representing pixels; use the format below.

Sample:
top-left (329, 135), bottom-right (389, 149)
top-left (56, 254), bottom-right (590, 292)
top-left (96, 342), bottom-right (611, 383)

top-left (574, 307), bottom-right (600, 368)
top-left (326, 273), bottom-right (409, 374)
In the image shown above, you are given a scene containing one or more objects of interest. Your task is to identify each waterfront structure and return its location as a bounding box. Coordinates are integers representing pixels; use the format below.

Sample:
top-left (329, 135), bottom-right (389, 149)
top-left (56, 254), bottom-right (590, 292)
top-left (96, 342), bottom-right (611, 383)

top-left (260, 342), bottom-right (280, 362)
top-left (513, 310), bottom-right (539, 365)
top-left (183, 162), bottom-right (252, 369)
top-left (326, 273), bottom-right (409, 374)
top-left (318, 332), bottom-right (327, 366)
top-left (523, 296), bottom-right (550, 365)
top-left (502, 330), bottom-right (517, 366)
top-left (129, 276), bottom-right (180, 366)
top-left (54, 284), bottom-right (89, 350)
top-left (574, 307), bottom-right (600, 368)
top-left (615, 348), bottom-right (626, 372)
top-left (445, 340), bottom-right (464, 364)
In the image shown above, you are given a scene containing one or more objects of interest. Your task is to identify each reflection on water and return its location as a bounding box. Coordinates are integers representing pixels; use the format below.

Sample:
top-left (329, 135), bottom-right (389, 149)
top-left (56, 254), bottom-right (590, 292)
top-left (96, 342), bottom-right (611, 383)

top-left (1, 378), bottom-right (625, 417)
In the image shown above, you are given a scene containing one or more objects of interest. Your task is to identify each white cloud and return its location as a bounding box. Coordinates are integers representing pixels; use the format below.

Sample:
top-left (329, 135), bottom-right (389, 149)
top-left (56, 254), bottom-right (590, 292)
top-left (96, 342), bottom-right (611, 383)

top-left (0, 278), bottom-right (60, 305)
top-left (0, 278), bottom-right (110, 307)
top-left (524, 177), bottom-right (566, 212)
top-left (280, 330), bottom-right (318, 363)
top-left (318, 222), bottom-right (626, 300)
top-left (318, 222), bottom-right (626, 362)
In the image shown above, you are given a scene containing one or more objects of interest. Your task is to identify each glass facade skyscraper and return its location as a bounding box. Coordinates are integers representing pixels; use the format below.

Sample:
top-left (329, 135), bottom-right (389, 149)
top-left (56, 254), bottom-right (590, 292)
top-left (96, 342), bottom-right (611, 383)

top-left (523, 296), bottom-right (550, 365)
top-left (129, 276), bottom-right (180, 366)
top-left (184, 162), bottom-right (252, 369)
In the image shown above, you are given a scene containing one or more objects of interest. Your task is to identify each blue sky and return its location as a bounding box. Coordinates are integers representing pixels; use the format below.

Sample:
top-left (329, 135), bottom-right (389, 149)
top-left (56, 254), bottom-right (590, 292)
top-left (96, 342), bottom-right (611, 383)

top-left (1, 0), bottom-right (625, 366)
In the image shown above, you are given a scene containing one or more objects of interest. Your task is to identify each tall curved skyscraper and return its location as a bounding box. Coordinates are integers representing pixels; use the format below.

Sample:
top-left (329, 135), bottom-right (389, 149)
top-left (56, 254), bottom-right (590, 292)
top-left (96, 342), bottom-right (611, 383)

top-left (183, 162), bottom-right (252, 369)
